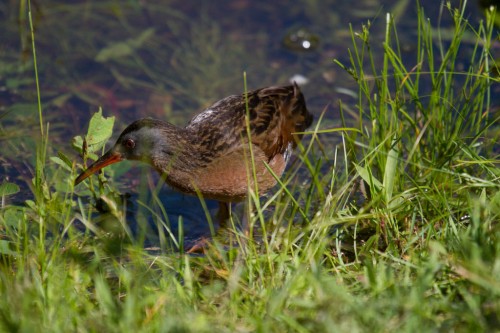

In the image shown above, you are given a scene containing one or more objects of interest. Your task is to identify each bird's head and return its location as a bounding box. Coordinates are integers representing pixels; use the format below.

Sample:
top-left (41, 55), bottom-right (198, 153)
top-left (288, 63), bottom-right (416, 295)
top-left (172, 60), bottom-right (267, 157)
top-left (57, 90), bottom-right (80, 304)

top-left (74, 118), bottom-right (170, 185)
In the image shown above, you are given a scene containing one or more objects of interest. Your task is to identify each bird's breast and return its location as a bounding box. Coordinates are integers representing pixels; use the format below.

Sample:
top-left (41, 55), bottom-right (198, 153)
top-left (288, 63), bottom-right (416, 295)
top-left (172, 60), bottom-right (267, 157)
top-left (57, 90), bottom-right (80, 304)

top-left (160, 146), bottom-right (286, 202)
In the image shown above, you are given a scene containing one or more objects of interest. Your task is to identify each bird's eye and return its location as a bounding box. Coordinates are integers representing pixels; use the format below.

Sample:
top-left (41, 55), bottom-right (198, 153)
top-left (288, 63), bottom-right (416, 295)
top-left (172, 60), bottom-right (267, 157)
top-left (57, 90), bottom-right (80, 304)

top-left (124, 138), bottom-right (135, 149)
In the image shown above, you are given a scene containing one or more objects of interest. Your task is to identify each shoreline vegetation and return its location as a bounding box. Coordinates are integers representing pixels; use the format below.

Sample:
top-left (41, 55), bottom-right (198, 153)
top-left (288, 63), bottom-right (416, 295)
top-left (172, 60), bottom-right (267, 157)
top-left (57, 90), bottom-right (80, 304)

top-left (0, 2), bottom-right (499, 332)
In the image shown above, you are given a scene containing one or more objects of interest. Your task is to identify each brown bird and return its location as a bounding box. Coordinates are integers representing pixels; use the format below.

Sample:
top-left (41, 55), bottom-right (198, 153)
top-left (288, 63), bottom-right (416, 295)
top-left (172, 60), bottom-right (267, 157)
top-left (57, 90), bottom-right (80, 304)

top-left (75, 83), bottom-right (312, 246)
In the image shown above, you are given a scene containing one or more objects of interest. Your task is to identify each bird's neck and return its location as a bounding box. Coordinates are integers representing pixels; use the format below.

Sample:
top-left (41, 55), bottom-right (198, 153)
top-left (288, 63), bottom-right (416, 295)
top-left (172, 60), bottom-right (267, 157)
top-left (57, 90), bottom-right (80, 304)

top-left (149, 122), bottom-right (226, 195)
top-left (146, 123), bottom-right (199, 176)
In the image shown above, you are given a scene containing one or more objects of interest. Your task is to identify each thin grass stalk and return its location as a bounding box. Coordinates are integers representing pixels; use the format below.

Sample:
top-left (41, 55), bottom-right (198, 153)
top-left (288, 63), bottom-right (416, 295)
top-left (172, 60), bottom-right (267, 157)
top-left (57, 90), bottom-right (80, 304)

top-left (28, 0), bottom-right (44, 138)
top-left (242, 72), bottom-right (272, 267)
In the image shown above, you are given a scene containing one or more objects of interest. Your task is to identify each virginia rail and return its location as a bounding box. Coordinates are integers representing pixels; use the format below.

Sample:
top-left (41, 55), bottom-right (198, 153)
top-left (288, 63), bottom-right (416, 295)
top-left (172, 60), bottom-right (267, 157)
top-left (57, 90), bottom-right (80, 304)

top-left (75, 83), bottom-right (312, 245)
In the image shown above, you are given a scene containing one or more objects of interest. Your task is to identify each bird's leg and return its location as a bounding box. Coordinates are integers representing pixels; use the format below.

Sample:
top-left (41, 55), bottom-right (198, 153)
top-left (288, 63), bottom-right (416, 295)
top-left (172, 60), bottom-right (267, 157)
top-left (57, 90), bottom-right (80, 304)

top-left (216, 201), bottom-right (230, 228)
top-left (185, 201), bottom-right (231, 253)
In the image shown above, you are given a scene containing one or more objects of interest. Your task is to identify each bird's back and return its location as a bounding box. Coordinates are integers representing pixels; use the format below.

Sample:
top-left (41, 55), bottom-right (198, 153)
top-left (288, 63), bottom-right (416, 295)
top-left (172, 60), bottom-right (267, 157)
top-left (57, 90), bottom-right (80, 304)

top-left (186, 83), bottom-right (312, 165)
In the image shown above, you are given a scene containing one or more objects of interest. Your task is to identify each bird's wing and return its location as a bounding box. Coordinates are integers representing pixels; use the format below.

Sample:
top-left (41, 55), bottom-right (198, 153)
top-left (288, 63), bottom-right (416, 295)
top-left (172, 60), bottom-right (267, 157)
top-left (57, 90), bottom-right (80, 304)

top-left (185, 84), bottom-right (312, 164)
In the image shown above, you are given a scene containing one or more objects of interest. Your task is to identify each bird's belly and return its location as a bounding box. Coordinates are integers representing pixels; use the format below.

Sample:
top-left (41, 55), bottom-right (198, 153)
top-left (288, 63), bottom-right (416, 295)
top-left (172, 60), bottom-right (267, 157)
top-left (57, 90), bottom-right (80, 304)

top-left (164, 148), bottom-right (287, 202)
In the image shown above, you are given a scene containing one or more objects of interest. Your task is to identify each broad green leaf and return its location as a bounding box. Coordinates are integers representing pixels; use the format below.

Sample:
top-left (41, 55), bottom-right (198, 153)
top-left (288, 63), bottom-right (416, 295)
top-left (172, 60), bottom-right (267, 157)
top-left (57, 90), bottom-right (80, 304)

top-left (353, 163), bottom-right (382, 192)
top-left (0, 240), bottom-right (16, 256)
top-left (72, 135), bottom-right (84, 153)
top-left (0, 182), bottom-right (20, 197)
top-left (2, 207), bottom-right (25, 227)
top-left (85, 108), bottom-right (115, 153)
top-left (383, 136), bottom-right (399, 204)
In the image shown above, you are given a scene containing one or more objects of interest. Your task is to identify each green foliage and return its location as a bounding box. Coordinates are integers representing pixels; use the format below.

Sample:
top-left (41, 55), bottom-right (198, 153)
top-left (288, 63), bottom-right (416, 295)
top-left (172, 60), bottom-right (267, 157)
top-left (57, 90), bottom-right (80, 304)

top-left (0, 1), bottom-right (498, 332)
top-left (0, 182), bottom-right (20, 197)
top-left (73, 108), bottom-right (115, 156)
top-left (95, 28), bottom-right (156, 63)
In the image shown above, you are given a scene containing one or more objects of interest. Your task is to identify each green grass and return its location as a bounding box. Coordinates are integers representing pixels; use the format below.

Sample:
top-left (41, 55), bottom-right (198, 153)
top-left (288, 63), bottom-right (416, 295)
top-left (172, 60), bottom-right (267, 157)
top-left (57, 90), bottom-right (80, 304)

top-left (0, 2), bottom-right (499, 332)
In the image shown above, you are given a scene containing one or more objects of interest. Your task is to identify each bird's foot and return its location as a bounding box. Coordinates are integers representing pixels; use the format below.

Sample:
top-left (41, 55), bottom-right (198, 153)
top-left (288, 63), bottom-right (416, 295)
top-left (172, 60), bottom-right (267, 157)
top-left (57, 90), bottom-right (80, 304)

top-left (185, 237), bottom-right (211, 253)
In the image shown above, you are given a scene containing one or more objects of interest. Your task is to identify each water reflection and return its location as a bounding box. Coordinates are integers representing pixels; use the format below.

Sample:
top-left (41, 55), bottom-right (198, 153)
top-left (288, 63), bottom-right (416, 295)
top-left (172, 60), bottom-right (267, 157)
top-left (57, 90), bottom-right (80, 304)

top-left (126, 187), bottom-right (221, 252)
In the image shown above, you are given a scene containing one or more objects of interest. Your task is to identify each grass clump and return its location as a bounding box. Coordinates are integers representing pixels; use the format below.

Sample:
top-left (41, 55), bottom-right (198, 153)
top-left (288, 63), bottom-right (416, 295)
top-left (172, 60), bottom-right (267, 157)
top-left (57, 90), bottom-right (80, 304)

top-left (0, 2), bottom-right (499, 332)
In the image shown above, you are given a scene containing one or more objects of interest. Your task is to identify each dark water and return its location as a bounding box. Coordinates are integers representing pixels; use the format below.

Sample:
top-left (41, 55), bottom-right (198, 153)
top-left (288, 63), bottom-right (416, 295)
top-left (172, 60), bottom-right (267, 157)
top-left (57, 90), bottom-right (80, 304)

top-left (0, 0), bottom-right (497, 248)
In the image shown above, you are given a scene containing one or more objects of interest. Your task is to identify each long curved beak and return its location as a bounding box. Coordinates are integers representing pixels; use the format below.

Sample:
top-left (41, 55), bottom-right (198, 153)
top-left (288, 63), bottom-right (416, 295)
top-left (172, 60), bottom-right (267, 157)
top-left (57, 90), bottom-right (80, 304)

top-left (74, 150), bottom-right (124, 185)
